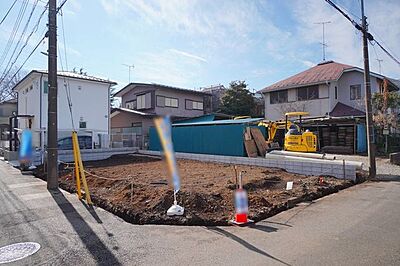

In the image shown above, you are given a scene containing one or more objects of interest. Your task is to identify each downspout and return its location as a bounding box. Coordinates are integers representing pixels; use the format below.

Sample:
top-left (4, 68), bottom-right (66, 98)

top-left (39, 74), bottom-right (43, 147)
top-left (39, 73), bottom-right (44, 163)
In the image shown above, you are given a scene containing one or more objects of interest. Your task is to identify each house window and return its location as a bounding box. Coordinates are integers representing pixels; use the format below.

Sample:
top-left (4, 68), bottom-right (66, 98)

top-left (43, 81), bottom-right (48, 94)
top-left (137, 94), bottom-right (146, 109)
top-left (270, 90), bottom-right (288, 104)
top-left (297, 86), bottom-right (319, 101)
top-left (156, 96), bottom-right (165, 107)
top-left (335, 86), bottom-right (338, 99)
top-left (185, 100), bottom-right (203, 110)
top-left (165, 97), bottom-right (178, 108)
top-left (157, 96), bottom-right (178, 108)
top-left (136, 92), bottom-right (151, 109)
top-left (79, 121), bottom-right (87, 129)
top-left (350, 84), bottom-right (361, 100)
top-left (125, 100), bottom-right (136, 109)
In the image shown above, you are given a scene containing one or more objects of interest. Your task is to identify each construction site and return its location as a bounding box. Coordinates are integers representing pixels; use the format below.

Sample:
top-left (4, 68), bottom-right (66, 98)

top-left (32, 153), bottom-right (358, 226)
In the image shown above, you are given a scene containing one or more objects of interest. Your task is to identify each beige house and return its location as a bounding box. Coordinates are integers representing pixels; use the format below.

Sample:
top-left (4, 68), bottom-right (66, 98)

top-left (111, 83), bottom-right (211, 148)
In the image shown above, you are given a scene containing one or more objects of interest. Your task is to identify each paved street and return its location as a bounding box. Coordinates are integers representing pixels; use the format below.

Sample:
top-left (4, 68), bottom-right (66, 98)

top-left (0, 160), bottom-right (399, 265)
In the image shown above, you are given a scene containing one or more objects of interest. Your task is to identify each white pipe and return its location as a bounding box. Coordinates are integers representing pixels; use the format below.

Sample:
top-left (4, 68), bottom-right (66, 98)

top-left (265, 153), bottom-right (363, 170)
top-left (269, 150), bottom-right (336, 160)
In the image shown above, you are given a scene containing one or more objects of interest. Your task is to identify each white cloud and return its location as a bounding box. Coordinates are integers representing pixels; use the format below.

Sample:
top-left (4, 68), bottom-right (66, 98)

top-left (131, 49), bottom-right (205, 87)
top-left (100, 0), bottom-right (289, 53)
top-left (168, 49), bottom-right (207, 63)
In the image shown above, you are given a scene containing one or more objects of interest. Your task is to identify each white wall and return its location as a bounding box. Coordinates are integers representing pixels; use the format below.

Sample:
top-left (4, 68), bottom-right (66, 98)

top-left (337, 71), bottom-right (380, 111)
top-left (264, 84), bottom-right (330, 120)
top-left (16, 72), bottom-right (111, 146)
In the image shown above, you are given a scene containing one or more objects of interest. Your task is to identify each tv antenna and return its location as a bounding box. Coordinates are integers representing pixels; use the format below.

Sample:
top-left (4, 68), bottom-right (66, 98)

top-left (315, 21), bottom-right (331, 61)
top-left (122, 64), bottom-right (135, 83)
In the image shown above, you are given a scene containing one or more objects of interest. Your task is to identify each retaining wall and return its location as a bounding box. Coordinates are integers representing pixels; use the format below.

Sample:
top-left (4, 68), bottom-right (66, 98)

top-left (139, 150), bottom-right (357, 181)
top-left (28, 147), bottom-right (139, 165)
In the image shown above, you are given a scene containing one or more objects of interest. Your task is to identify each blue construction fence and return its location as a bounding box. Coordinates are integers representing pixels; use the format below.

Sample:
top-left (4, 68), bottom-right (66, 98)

top-left (149, 124), bottom-right (265, 157)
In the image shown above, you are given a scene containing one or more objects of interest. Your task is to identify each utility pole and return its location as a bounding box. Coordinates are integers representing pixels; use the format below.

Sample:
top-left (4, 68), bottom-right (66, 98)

top-left (376, 58), bottom-right (383, 74)
top-left (361, 0), bottom-right (376, 179)
top-left (123, 64), bottom-right (135, 83)
top-left (47, 0), bottom-right (58, 190)
top-left (315, 21), bottom-right (331, 61)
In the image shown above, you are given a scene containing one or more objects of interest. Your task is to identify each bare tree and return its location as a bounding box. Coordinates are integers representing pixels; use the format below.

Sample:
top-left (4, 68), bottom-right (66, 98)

top-left (0, 67), bottom-right (25, 102)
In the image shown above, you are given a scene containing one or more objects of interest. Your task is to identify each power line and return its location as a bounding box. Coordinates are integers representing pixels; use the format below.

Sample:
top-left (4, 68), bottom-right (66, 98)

top-left (1, 35), bottom-right (46, 92)
top-left (0, 0), bottom-right (18, 26)
top-left (58, 8), bottom-right (75, 130)
top-left (0, 0), bottom-right (69, 91)
top-left (374, 40), bottom-right (400, 67)
top-left (57, 0), bottom-right (69, 13)
top-left (0, 2), bottom-right (48, 84)
top-left (0, 0), bottom-right (29, 68)
top-left (0, 0), bottom-right (39, 82)
top-left (324, 0), bottom-right (400, 68)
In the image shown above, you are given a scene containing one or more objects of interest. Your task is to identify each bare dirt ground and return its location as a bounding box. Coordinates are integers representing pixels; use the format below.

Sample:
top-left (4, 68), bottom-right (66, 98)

top-left (35, 155), bottom-right (355, 225)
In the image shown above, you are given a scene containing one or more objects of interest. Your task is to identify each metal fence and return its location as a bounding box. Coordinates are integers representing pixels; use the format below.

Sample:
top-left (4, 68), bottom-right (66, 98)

top-left (110, 133), bottom-right (143, 149)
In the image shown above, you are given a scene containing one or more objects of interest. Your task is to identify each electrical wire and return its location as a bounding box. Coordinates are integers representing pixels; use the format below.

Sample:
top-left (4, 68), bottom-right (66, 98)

top-left (1, 35), bottom-right (46, 95)
top-left (58, 8), bottom-right (75, 130)
top-left (0, 0), bottom-right (70, 101)
top-left (324, 0), bottom-right (400, 69)
top-left (0, 0), bottom-right (29, 68)
top-left (0, 0), bottom-right (19, 26)
top-left (57, 0), bottom-right (69, 13)
top-left (0, 2), bottom-right (48, 85)
top-left (0, 0), bottom-right (39, 82)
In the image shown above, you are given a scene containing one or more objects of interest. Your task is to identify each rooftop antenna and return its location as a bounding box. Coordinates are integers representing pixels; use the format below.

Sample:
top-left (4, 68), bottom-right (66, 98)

top-left (314, 21), bottom-right (331, 61)
top-left (123, 64), bottom-right (135, 83)
top-left (376, 59), bottom-right (383, 74)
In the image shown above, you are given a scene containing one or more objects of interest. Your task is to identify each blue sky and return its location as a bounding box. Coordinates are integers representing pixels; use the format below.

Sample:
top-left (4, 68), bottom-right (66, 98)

top-left (0, 0), bottom-right (399, 93)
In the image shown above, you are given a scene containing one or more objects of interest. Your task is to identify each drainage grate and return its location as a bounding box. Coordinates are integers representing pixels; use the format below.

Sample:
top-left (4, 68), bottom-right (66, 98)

top-left (0, 242), bottom-right (41, 264)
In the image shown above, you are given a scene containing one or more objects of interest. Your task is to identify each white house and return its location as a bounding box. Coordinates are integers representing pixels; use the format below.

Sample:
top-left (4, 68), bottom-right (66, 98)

top-left (13, 70), bottom-right (116, 148)
top-left (259, 61), bottom-right (399, 121)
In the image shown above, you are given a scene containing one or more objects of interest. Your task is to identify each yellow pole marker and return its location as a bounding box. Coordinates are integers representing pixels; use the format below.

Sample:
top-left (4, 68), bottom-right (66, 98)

top-left (72, 132), bottom-right (92, 204)
top-left (72, 132), bottom-right (82, 199)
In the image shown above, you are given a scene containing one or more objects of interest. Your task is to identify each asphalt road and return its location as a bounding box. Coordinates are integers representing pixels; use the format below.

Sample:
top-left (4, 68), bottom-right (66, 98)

top-left (0, 160), bottom-right (399, 265)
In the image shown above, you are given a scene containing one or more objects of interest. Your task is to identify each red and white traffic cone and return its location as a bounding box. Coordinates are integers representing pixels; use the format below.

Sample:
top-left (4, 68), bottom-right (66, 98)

top-left (229, 171), bottom-right (254, 226)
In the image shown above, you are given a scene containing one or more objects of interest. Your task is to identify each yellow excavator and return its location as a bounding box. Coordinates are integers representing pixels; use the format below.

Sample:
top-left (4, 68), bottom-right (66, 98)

top-left (258, 112), bottom-right (317, 153)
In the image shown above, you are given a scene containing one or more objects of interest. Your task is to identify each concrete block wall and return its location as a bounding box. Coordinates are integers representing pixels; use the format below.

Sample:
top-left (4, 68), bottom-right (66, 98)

top-left (139, 150), bottom-right (357, 181)
top-left (58, 147), bottom-right (139, 163)
top-left (29, 147), bottom-right (138, 165)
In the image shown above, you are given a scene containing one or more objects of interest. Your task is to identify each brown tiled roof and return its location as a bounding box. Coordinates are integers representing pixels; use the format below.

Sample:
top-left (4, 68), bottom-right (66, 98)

top-left (260, 61), bottom-right (353, 93)
top-left (330, 102), bottom-right (365, 117)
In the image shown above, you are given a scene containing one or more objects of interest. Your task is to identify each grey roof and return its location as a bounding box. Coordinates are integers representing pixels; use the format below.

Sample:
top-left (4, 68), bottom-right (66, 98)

top-left (114, 82), bottom-right (211, 97)
top-left (34, 70), bottom-right (117, 85)
top-left (172, 117), bottom-right (263, 126)
top-left (12, 70), bottom-right (116, 92)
